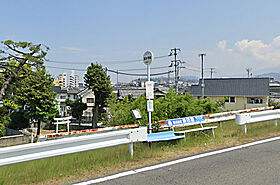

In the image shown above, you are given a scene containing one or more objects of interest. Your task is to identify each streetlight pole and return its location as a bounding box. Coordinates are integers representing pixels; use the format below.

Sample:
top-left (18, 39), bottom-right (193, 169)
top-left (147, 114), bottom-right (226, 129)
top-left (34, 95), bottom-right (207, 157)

top-left (199, 53), bottom-right (206, 99)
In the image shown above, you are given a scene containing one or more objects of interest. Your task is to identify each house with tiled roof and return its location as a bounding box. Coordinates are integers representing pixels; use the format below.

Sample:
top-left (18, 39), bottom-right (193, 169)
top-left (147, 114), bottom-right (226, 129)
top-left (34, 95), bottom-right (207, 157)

top-left (117, 87), bottom-right (166, 100)
top-left (77, 88), bottom-right (95, 121)
top-left (190, 78), bottom-right (270, 110)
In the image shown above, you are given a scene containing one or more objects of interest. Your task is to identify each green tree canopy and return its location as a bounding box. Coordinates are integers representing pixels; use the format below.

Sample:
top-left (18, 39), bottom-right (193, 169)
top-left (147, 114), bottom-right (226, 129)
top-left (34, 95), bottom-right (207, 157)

top-left (14, 66), bottom-right (57, 136)
top-left (84, 63), bottom-right (112, 127)
top-left (66, 98), bottom-right (87, 127)
top-left (0, 40), bottom-right (49, 100)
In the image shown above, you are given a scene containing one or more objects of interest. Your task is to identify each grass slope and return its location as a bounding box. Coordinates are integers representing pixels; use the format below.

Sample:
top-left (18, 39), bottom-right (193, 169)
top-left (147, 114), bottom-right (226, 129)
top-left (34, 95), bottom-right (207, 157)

top-left (0, 120), bottom-right (280, 185)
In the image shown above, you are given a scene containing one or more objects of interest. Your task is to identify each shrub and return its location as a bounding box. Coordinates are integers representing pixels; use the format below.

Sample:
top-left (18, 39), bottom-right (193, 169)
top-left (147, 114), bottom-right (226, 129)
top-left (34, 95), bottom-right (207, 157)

top-left (9, 111), bottom-right (29, 129)
top-left (105, 88), bottom-right (224, 126)
top-left (0, 124), bottom-right (5, 137)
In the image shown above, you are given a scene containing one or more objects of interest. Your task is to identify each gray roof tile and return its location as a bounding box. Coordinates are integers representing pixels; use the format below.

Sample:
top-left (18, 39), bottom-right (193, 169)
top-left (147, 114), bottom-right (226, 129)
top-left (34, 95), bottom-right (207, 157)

top-left (190, 78), bottom-right (269, 97)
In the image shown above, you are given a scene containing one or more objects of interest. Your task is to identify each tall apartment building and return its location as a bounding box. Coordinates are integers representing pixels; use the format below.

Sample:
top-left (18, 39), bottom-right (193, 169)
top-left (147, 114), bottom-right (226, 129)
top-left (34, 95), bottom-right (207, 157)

top-left (63, 72), bottom-right (67, 88)
top-left (69, 70), bottom-right (79, 88)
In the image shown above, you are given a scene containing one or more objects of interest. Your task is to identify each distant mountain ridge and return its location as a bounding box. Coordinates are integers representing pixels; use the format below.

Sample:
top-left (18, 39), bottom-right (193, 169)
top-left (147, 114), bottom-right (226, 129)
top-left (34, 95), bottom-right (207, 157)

top-left (255, 73), bottom-right (280, 81)
top-left (133, 76), bottom-right (199, 83)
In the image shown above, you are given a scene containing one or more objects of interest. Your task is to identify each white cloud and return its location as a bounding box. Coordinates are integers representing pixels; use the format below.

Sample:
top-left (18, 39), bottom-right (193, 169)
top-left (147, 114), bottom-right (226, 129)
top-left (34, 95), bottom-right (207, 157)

top-left (62, 47), bottom-right (83, 52)
top-left (217, 35), bottom-right (280, 65)
top-left (217, 40), bottom-right (227, 50)
top-left (272, 36), bottom-right (280, 47)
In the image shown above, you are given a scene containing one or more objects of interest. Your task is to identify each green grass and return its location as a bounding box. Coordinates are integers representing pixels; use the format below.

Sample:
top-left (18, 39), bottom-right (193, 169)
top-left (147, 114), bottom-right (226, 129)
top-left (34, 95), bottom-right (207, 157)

top-left (1, 120), bottom-right (280, 185)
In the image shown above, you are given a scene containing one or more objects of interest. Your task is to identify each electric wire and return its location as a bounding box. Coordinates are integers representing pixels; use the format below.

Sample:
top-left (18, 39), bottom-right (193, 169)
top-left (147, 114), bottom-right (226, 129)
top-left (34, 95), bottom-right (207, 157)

top-left (46, 55), bottom-right (171, 65)
top-left (46, 65), bottom-right (174, 76)
top-left (120, 66), bottom-right (169, 71)
top-left (178, 51), bottom-right (200, 70)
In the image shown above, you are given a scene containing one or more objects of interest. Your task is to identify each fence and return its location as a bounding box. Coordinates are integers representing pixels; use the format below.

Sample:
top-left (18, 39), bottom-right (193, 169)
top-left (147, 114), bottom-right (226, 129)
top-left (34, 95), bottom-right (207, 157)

top-left (236, 109), bottom-right (280, 134)
top-left (157, 107), bottom-right (274, 130)
top-left (0, 127), bottom-right (147, 167)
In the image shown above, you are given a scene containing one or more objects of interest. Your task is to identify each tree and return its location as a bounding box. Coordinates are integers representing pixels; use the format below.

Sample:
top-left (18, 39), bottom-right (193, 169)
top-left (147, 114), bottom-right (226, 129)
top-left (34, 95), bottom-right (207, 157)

top-left (14, 66), bottom-right (57, 136)
top-left (84, 63), bottom-right (112, 127)
top-left (105, 88), bottom-right (224, 126)
top-left (66, 98), bottom-right (87, 128)
top-left (0, 40), bottom-right (48, 101)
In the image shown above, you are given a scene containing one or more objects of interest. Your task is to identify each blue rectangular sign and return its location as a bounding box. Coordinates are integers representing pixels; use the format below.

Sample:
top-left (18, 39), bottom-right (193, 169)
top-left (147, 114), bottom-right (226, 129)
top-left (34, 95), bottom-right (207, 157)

top-left (166, 115), bottom-right (205, 127)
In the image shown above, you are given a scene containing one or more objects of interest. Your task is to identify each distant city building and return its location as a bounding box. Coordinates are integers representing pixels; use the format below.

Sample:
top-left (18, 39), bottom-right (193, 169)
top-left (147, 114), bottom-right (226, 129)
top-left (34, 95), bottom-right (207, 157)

top-left (79, 82), bottom-right (84, 88)
top-left (69, 70), bottom-right (79, 88)
top-left (63, 72), bottom-right (67, 88)
top-left (53, 74), bottom-right (63, 87)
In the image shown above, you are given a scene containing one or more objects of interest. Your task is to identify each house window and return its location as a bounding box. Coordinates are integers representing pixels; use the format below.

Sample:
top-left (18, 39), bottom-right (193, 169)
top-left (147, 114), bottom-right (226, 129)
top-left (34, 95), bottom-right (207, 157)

top-left (248, 98), bottom-right (263, 104)
top-left (225, 96), bottom-right (235, 103)
top-left (60, 96), bottom-right (66, 99)
top-left (87, 98), bottom-right (94, 103)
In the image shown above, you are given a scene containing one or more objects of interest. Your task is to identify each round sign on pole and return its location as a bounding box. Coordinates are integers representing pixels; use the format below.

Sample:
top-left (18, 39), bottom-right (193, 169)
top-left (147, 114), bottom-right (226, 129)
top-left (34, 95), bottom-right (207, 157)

top-left (143, 51), bottom-right (153, 65)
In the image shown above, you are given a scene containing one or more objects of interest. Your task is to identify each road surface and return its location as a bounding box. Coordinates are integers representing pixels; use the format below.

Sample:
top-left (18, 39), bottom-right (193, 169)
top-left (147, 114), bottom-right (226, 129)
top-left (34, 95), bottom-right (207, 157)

top-left (78, 137), bottom-right (280, 185)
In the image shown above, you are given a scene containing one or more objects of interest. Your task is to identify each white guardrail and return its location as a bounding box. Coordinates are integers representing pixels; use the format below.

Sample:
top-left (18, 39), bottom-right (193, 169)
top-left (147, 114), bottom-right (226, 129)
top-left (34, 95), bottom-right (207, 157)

top-left (0, 127), bottom-right (147, 167)
top-left (236, 109), bottom-right (280, 134)
top-left (160, 107), bottom-right (274, 129)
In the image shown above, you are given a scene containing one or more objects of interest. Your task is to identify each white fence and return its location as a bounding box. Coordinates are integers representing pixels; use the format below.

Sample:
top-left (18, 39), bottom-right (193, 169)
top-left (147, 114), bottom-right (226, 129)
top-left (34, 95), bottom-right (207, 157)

top-left (160, 107), bottom-right (273, 129)
top-left (236, 109), bottom-right (280, 134)
top-left (0, 127), bottom-right (147, 167)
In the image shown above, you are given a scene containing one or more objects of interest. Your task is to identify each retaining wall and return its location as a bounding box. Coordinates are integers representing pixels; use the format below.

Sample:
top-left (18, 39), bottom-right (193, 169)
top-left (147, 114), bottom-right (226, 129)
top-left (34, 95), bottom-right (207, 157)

top-left (0, 135), bottom-right (29, 147)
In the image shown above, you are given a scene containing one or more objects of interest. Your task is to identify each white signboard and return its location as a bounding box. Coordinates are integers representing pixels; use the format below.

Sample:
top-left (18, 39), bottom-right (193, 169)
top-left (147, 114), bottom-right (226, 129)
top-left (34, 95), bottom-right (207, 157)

top-left (147, 100), bottom-right (153, 112)
top-left (143, 51), bottom-right (153, 65)
top-left (131, 109), bottom-right (142, 120)
top-left (146, 81), bottom-right (154, 100)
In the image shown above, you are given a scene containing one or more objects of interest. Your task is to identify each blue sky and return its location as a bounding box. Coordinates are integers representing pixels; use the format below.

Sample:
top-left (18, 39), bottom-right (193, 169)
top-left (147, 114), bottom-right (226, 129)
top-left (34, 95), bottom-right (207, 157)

top-left (1, 0), bottom-right (280, 83)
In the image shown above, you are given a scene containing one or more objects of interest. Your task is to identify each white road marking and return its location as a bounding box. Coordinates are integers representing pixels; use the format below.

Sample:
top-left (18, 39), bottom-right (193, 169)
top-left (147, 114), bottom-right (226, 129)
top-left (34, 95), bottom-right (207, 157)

top-left (75, 136), bottom-right (280, 185)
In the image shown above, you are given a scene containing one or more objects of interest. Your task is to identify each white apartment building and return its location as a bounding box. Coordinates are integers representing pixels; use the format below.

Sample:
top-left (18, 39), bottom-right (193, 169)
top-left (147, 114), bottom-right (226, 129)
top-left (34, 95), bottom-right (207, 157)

top-left (69, 70), bottom-right (79, 88)
top-left (63, 72), bottom-right (67, 88)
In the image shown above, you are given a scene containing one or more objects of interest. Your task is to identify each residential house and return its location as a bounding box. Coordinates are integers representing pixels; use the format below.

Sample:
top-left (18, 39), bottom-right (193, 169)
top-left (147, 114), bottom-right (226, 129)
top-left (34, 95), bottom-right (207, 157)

top-left (67, 87), bottom-right (81, 101)
top-left (77, 88), bottom-right (95, 121)
top-left (190, 78), bottom-right (270, 111)
top-left (52, 86), bottom-right (68, 116)
top-left (117, 87), bottom-right (166, 100)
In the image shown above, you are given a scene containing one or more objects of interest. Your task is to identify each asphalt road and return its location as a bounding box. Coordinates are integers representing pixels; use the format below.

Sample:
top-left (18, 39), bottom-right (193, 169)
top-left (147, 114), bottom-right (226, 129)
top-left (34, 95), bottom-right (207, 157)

top-left (92, 138), bottom-right (280, 185)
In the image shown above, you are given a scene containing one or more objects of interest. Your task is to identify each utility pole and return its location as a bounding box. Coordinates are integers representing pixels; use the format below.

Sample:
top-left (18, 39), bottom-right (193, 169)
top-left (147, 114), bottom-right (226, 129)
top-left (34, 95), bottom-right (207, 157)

top-left (168, 69), bottom-right (171, 87)
top-left (246, 68), bottom-right (252, 78)
top-left (116, 70), bottom-right (119, 85)
top-left (199, 53), bottom-right (206, 99)
top-left (170, 48), bottom-right (181, 94)
top-left (210, 67), bottom-right (215, 78)
top-left (105, 67), bottom-right (108, 76)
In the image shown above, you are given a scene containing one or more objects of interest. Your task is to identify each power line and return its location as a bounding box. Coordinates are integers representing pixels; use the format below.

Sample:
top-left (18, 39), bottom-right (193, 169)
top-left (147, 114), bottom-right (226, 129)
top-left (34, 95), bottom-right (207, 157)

top-left (178, 51), bottom-right (200, 70)
top-left (46, 55), bottom-right (171, 65)
top-left (108, 69), bottom-right (174, 76)
top-left (46, 65), bottom-right (173, 77)
top-left (120, 66), bottom-right (169, 71)
top-left (181, 66), bottom-right (200, 72)
top-left (46, 65), bottom-right (86, 71)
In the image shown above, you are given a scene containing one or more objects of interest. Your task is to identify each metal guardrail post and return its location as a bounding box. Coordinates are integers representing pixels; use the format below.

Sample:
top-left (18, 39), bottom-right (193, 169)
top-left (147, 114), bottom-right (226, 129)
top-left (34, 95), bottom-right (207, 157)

top-left (128, 143), bottom-right (133, 158)
top-left (243, 124), bottom-right (247, 135)
top-left (274, 120), bottom-right (278, 127)
top-left (31, 133), bottom-right (34, 143)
